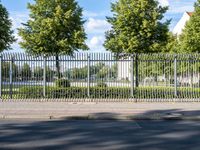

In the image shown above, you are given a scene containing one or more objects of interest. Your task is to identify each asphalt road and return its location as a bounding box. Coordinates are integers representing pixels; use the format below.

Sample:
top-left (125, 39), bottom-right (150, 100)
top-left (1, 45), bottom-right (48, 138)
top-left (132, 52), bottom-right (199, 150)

top-left (0, 119), bottom-right (200, 150)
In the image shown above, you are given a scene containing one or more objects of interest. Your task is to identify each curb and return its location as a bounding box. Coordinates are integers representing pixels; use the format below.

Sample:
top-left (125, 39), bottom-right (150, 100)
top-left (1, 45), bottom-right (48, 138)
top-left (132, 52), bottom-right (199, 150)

top-left (1, 114), bottom-right (200, 121)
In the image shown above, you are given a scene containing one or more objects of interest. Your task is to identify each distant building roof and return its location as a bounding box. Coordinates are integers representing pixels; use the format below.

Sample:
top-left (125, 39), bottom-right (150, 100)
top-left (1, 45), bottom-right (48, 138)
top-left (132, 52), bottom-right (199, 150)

top-left (186, 12), bottom-right (193, 17)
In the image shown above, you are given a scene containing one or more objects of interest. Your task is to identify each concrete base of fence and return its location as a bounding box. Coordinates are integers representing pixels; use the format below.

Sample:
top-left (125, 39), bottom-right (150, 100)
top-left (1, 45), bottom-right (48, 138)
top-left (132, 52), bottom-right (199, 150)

top-left (1, 101), bottom-right (200, 120)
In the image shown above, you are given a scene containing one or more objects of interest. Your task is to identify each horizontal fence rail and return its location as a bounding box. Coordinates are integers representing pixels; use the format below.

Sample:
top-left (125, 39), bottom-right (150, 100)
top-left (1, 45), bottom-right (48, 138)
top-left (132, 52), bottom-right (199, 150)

top-left (0, 53), bottom-right (200, 102)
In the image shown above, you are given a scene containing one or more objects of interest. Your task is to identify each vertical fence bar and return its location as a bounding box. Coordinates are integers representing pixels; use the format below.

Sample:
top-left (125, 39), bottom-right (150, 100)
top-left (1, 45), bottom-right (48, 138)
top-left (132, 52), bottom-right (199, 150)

top-left (135, 54), bottom-right (139, 87)
top-left (87, 54), bottom-right (90, 98)
top-left (174, 55), bottom-right (177, 98)
top-left (130, 55), bottom-right (134, 98)
top-left (10, 57), bottom-right (13, 99)
top-left (0, 55), bottom-right (2, 98)
top-left (43, 55), bottom-right (47, 98)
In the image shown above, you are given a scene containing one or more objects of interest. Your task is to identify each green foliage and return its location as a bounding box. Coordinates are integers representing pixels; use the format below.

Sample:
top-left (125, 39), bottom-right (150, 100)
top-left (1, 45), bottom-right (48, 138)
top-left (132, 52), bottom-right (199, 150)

top-left (20, 63), bottom-right (32, 80)
top-left (18, 0), bottom-right (88, 79)
top-left (33, 67), bottom-right (43, 80)
top-left (33, 66), bottom-right (54, 81)
top-left (17, 86), bottom-right (200, 99)
top-left (19, 86), bottom-right (43, 98)
top-left (2, 62), bottom-right (18, 80)
top-left (18, 0), bottom-right (88, 55)
top-left (104, 0), bottom-right (170, 54)
top-left (96, 63), bottom-right (117, 79)
top-left (96, 82), bottom-right (107, 88)
top-left (179, 1), bottom-right (200, 53)
top-left (0, 2), bottom-right (15, 51)
top-left (55, 79), bottom-right (70, 87)
top-left (64, 63), bottom-right (114, 80)
top-left (96, 66), bottom-right (109, 79)
top-left (71, 67), bottom-right (88, 79)
top-left (163, 32), bottom-right (179, 53)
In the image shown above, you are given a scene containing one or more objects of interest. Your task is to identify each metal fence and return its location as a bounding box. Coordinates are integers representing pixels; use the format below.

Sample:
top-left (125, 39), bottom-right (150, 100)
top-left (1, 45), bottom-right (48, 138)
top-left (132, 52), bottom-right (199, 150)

top-left (0, 53), bottom-right (200, 102)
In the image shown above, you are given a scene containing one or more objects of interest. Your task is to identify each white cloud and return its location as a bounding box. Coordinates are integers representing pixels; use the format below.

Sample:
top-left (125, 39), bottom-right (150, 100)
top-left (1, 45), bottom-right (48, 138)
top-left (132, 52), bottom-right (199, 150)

top-left (87, 36), bottom-right (105, 51)
top-left (86, 18), bottom-right (111, 34)
top-left (10, 12), bottom-right (29, 30)
top-left (158, 0), bottom-right (169, 7)
top-left (9, 11), bottom-right (29, 51)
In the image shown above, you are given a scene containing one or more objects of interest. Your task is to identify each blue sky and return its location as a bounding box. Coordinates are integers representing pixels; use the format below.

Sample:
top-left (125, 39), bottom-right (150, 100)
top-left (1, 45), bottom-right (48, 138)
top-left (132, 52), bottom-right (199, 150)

top-left (1, 0), bottom-right (196, 52)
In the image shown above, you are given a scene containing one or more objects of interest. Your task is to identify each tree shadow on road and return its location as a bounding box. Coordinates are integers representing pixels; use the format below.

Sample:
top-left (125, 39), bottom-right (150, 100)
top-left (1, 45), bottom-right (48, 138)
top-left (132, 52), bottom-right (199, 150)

top-left (1, 110), bottom-right (200, 150)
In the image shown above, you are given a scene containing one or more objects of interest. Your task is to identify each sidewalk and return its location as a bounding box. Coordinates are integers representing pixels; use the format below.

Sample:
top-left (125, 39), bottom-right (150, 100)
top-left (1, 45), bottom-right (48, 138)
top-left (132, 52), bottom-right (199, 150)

top-left (1, 102), bottom-right (200, 120)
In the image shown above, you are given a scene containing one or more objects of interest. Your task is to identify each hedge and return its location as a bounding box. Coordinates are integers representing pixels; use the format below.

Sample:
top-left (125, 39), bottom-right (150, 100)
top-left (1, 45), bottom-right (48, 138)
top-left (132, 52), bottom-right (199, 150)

top-left (5, 86), bottom-right (200, 99)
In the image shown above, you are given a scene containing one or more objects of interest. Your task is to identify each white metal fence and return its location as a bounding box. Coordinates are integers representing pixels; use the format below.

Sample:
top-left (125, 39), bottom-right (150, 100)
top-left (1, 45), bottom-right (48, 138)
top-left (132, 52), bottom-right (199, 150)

top-left (0, 53), bottom-right (200, 102)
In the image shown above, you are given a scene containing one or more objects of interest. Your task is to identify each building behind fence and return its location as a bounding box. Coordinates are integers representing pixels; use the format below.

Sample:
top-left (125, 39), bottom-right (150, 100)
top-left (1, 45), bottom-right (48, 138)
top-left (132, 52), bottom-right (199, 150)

top-left (0, 53), bottom-right (200, 101)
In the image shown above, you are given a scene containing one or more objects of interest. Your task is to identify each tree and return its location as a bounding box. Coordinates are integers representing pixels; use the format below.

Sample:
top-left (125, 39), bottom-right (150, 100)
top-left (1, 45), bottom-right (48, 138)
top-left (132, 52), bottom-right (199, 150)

top-left (179, 0), bottom-right (200, 53)
top-left (96, 64), bottom-right (117, 79)
top-left (18, 0), bottom-right (88, 78)
top-left (96, 66), bottom-right (109, 79)
top-left (71, 67), bottom-right (87, 80)
top-left (33, 67), bottom-right (43, 80)
top-left (110, 63), bottom-right (118, 78)
top-left (64, 63), bottom-right (106, 80)
top-left (46, 67), bottom-right (55, 81)
top-left (33, 66), bottom-right (54, 81)
top-left (2, 62), bottom-right (18, 81)
top-left (104, 0), bottom-right (170, 55)
top-left (165, 32), bottom-right (179, 53)
top-left (21, 63), bottom-right (32, 80)
top-left (0, 1), bottom-right (15, 51)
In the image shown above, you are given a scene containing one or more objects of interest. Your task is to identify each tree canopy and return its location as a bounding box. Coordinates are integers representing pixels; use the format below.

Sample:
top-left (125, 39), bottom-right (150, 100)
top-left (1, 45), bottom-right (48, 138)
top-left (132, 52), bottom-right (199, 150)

top-left (18, 0), bottom-right (88, 55)
top-left (18, 0), bottom-right (88, 78)
top-left (179, 0), bottom-right (200, 53)
top-left (0, 1), bottom-right (15, 51)
top-left (104, 0), bottom-right (170, 54)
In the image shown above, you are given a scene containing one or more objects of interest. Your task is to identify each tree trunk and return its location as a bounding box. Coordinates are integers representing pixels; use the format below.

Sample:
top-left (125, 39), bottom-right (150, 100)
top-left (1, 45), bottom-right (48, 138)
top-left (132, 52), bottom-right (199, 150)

top-left (55, 54), bottom-right (61, 79)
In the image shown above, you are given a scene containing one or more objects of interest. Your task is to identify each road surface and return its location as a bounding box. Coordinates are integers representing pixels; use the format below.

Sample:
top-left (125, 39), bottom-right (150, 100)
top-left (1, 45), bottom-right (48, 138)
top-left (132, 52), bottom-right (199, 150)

top-left (0, 120), bottom-right (200, 150)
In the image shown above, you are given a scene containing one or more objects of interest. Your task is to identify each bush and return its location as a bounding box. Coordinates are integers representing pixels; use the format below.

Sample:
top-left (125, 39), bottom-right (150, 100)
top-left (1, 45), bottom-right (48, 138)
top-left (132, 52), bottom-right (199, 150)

top-left (55, 79), bottom-right (70, 87)
top-left (18, 86), bottom-right (43, 98)
top-left (14, 86), bottom-right (200, 99)
top-left (96, 82), bottom-right (107, 88)
top-left (50, 87), bottom-right (88, 99)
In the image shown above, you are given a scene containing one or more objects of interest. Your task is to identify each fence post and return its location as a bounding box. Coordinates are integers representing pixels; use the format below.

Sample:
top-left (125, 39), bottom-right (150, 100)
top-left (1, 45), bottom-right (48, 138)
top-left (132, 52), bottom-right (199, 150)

top-left (174, 55), bottom-right (177, 98)
top-left (10, 57), bottom-right (14, 99)
top-left (0, 55), bottom-right (2, 98)
top-left (135, 53), bottom-right (139, 87)
top-left (87, 54), bottom-right (90, 98)
top-left (43, 55), bottom-right (47, 98)
top-left (130, 55), bottom-right (134, 98)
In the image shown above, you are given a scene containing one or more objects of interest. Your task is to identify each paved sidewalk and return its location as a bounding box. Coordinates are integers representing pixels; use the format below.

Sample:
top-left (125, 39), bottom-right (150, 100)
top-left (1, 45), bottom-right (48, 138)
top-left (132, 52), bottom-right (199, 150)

top-left (1, 102), bottom-right (200, 120)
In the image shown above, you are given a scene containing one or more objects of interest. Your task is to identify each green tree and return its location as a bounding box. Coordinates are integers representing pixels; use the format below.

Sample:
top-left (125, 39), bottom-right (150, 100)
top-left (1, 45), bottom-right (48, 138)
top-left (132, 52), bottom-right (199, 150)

top-left (33, 67), bottom-right (43, 80)
top-left (110, 63), bottom-right (118, 78)
top-left (96, 66), bottom-right (109, 79)
top-left (104, 0), bottom-right (170, 55)
top-left (33, 66), bottom-right (54, 81)
top-left (64, 63), bottom-right (106, 80)
top-left (46, 67), bottom-right (55, 82)
top-left (179, 1), bottom-right (200, 53)
top-left (2, 62), bottom-right (18, 81)
top-left (162, 32), bottom-right (179, 53)
top-left (18, 0), bottom-right (88, 78)
top-left (21, 63), bottom-right (32, 80)
top-left (0, 1), bottom-right (15, 51)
